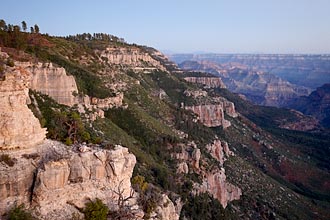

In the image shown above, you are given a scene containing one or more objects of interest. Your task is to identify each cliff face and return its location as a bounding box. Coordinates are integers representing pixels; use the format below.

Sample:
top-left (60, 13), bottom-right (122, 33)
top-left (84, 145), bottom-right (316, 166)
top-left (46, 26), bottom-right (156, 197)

top-left (185, 101), bottom-right (237, 128)
top-left (0, 67), bottom-right (46, 150)
top-left (184, 77), bottom-right (226, 89)
top-left (288, 84), bottom-right (330, 128)
top-left (0, 140), bottom-right (138, 220)
top-left (173, 140), bottom-right (241, 208)
top-left (198, 171), bottom-right (242, 208)
top-left (17, 62), bottom-right (79, 106)
top-left (100, 47), bottom-right (166, 71)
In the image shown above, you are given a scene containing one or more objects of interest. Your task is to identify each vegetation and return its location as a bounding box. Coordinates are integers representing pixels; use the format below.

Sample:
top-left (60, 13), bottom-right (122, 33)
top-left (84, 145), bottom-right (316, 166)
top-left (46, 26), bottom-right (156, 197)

top-left (0, 154), bottom-right (15, 167)
top-left (29, 91), bottom-right (97, 144)
top-left (1, 18), bottom-right (329, 220)
top-left (180, 194), bottom-right (237, 220)
top-left (83, 199), bottom-right (108, 220)
top-left (7, 204), bottom-right (36, 220)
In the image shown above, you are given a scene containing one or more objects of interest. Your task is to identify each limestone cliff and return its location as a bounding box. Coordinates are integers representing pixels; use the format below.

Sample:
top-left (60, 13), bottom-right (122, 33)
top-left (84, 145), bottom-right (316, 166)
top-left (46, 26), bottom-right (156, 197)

top-left (0, 67), bottom-right (46, 150)
top-left (100, 47), bottom-right (166, 71)
top-left (184, 77), bottom-right (226, 89)
top-left (16, 62), bottom-right (79, 106)
top-left (185, 102), bottom-right (237, 128)
top-left (197, 171), bottom-right (242, 208)
top-left (0, 140), bottom-right (138, 219)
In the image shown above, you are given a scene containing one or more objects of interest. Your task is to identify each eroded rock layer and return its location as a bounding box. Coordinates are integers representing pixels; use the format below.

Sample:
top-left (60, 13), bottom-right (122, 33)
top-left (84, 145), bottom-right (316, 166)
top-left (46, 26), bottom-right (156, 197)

top-left (20, 62), bottom-right (79, 106)
top-left (0, 67), bottom-right (46, 150)
top-left (0, 140), bottom-right (137, 220)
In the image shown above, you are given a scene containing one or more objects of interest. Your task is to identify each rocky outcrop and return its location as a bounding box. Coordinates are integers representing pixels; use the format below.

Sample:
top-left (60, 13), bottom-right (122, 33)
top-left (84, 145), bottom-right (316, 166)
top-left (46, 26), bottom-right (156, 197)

top-left (185, 105), bottom-right (231, 128)
top-left (150, 194), bottom-right (180, 220)
top-left (0, 140), bottom-right (138, 219)
top-left (206, 140), bottom-right (233, 165)
top-left (0, 67), bottom-right (46, 150)
top-left (184, 77), bottom-right (226, 88)
top-left (197, 171), bottom-right (242, 208)
top-left (16, 62), bottom-right (79, 106)
top-left (100, 47), bottom-right (166, 71)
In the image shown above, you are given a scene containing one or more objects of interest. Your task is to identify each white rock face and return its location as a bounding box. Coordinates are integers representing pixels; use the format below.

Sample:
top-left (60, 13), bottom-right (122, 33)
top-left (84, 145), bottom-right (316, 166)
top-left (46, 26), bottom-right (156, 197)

top-left (100, 47), bottom-right (166, 71)
top-left (0, 68), bottom-right (46, 150)
top-left (197, 171), bottom-right (242, 208)
top-left (150, 194), bottom-right (180, 220)
top-left (0, 141), bottom-right (138, 220)
top-left (17, 62), bottom-right (79, 106)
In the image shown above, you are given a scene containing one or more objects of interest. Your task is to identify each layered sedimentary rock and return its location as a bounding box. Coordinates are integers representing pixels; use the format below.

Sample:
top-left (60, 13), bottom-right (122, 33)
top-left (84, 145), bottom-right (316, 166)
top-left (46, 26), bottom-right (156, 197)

top-left (0, 140), bottom-right (138, 219)
top-left (0, 68), bottom-right (46, 150)
top-left (197, 171), bottom-right (242, 208)
top-left (206, 140), bottom-right (233, 165)
top-left (177, 60), bottom-right (310, 107)
top-left (184, 77), bottom-right (226, 88)
top-left (100, 47), bottom-right (166, 71)
top-left (17, 62), bottom-right (79, 106)
top-left (185, 105), bottom-right (231, 128)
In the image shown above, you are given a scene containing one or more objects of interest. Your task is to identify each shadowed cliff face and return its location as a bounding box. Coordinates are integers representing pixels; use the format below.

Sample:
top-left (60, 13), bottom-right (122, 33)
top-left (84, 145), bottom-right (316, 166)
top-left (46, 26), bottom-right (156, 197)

top-left (288, 83), bottom-right (330, 128)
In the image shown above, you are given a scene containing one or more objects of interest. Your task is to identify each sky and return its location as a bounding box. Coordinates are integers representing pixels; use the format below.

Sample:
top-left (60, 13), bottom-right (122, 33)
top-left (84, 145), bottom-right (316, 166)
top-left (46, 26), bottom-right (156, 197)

top-left (2, 0), bottom-right (330, 54)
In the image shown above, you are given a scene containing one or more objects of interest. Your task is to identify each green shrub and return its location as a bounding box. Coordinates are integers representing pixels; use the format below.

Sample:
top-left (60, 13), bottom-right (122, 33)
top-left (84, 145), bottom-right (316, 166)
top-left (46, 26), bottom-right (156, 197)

top-left (6, 59), bottom-right (15, 67)
top-left (65, 137), bottom-right (73, 146)
top-left (83, 198), bottom-right (109, 220)
top-left (8, 204), bottom-right (36, 220)
top-left (0, 154), bottom-right (15, 167)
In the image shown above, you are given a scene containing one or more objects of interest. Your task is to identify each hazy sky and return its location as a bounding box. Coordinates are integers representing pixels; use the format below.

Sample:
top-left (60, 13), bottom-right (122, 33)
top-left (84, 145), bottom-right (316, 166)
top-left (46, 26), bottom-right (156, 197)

top-left (2, 0), bottom-right (330, 53)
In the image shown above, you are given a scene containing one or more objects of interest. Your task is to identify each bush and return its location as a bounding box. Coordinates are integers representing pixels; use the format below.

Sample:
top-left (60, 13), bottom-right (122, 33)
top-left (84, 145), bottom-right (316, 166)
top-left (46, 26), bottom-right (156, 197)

top-left (83, 198), bottom-right (109, 220)
top-left (0, 154), bottom-right (15, 167)
top-left (8, 204), bottom-right (36, 220)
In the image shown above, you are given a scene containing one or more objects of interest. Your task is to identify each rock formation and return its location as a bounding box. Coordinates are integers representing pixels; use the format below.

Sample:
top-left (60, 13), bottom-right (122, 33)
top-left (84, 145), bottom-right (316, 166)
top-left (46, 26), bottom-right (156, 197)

top-left (100, 47), bottom-right (166, 71)
top-left (16, 62), bottom-right (79, 106)
top-left (206, 140), bottom-right (233, 165)
top-left (197, 171), bottom-right (242, 208)
top-left (0, 140), bottom-right (138, 219)
top-left (0, 67), bottom-right (46, 150)
top-left (288, 83), bottom-right (330, 128)
top-left (185, 105), bottom-right (232, 128)
top-left (184, 77), bottom-right (226, 88)
top-left (150, 194), bottom-right (180, 220)
top-left (177, 59), bottom-right (311, 107)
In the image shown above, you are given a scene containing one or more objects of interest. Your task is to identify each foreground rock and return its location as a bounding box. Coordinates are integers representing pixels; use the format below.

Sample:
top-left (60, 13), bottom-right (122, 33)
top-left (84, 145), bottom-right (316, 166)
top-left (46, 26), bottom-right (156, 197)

top-left (0, 66), bottom-right (46, 150)
top-left (0, 140), bottom-right (138, 219)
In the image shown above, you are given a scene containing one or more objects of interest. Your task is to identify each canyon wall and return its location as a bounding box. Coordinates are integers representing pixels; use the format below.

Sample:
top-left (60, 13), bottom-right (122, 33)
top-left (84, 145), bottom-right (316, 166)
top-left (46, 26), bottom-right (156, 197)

top-left (16, 62), bottom-right (79, 107)
top-left (185, 101), bottom-right (237, 128)
top-left (0, 67), bottom-right (46, 150)
top-left (100, 47), bottom-right (166, 71)
top-left (184, 77), bottom-right (226, 88)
